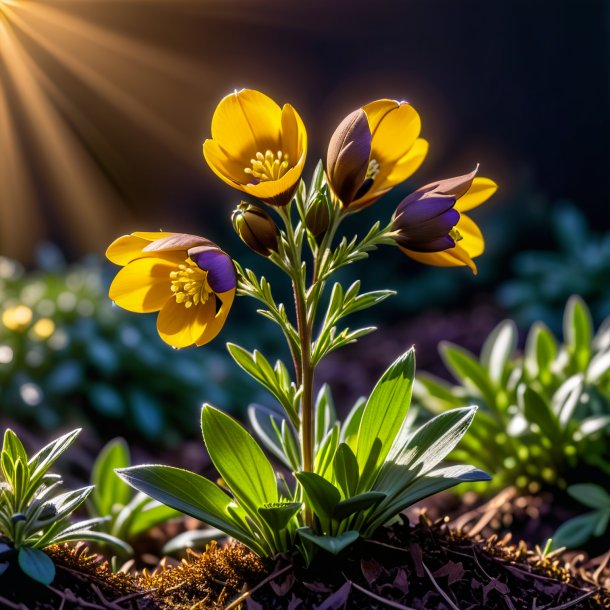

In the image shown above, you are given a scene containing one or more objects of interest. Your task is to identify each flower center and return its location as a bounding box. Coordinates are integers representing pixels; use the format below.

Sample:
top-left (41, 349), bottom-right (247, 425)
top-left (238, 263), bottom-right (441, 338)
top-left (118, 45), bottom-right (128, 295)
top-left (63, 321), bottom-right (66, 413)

top-left (245, 150), bottom-right (290, 182)
top-left (366, 158), bottom-right (381, 180)
top-left (449, 228), bottom-right (463, 243)
top-left (169, 259), bottom-right (213, 308)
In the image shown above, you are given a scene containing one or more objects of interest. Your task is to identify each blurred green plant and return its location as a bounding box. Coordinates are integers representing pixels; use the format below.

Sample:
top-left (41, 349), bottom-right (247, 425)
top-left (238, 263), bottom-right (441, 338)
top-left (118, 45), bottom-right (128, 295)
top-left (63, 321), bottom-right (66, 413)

top-left (88, 438), bottom-right (220, 557)
top-left (415, 296), bottom-right (610, 494)
top-left (0, 429), bottom-right (128, 585)
top-left (0, 247), bottom-right (260, 445)
top-left (498, 203), bottom-right (610, 330)
top-left (552, 484), bottom-right (610, 550)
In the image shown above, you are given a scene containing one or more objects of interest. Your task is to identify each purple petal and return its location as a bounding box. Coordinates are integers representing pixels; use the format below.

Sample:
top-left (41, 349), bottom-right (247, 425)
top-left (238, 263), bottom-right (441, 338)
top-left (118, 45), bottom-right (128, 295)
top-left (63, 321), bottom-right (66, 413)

top-left (404, 235), bottom-right (456, 253)
top-left (188, 246), bottom-right (237, 293)
top-left (396, 194), bottom-right (456, 225)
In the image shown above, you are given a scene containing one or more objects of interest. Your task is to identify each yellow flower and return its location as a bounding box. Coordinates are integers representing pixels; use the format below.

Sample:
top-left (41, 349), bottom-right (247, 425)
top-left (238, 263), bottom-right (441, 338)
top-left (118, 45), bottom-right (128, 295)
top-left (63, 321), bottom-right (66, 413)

top-left (107, 232), bottom-right (237, 348)
top-left (326, 99), bottom-right (429, 211)
top-left (203, 89), bottom-right (307, 207)
top-left (397, 171), bottom-right (497, 274)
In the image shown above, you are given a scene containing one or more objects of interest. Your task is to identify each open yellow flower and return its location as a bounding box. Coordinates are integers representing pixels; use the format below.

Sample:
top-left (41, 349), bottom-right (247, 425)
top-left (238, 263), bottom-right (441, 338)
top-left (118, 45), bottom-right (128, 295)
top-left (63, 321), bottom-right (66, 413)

top-left (203, 89), bottom-right (307, 207)
top-left (327, 99), bottom-right (429, 211)
top-left (396, 170), bottom-right (497, 274)
top-left (107, 232), bottom-right (236, 348)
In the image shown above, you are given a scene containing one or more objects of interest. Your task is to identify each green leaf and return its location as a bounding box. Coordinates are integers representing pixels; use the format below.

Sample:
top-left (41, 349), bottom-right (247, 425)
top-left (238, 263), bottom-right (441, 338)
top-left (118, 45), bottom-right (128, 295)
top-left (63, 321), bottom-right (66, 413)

top-left (116, 465), bottom-right (262, 553)
top-left (480, 320), bottom-right (517, 385)
top-left (315, 384), bottom-right (337, 448)
top-left (295, 472), bottom-right (341, 523)
top-left (91, 438), bottom-right (131, 517)
top-left (27, 430), bottom-right (80, 494)
top-left (333, 443), bottom-right (359, 498)
top-left (518, 385), bottom-right (561, 441)
top-left (413, 375), bottom-right (461, 413)
top-left (553, 375), bottom-right (583, 428)
top-left (564, 295), bottom-right (592, 370)
top-left (341, 398), bottom-right (366, 448)
top-left (248, 403), bottom-right (291, 468)
top-left (18, 547), bottom-right (55, 585)
top-left (356, 348), bottom-right (415, 476)
top-left (50, 530), bottom-right (133, 555)
top-left (376, 407), bottom-right (478, 494)
top-left (440, 343), bottom-right (497, 408)
top-left (315, 424), bottom-right (340, 481)
top-left (587, 349), bottom-right (610, 383)
top-left (553, 512), bottom-right (599, 549)
top-left (279, 419), bottom-right (302, 471)
top-left (162, 528), bottom-right (223, 555)
top-left (128, 501), bottom-right (181, 537)
top-left (258, 502), bottom-right (302, 530)
top-left (332, 492), bottom-right (385, 522)
top-left (525, 322), bottom-right (557, 379)
top-left (365, 465), bottom-right (490, 535)
top-left (567, 484), bottom-right (610, 509)
top-left (297, 528), bottom-right (359, 555)
top-left (594, 509), bottom-right (610, 537)
top-left (2, 430), bottom-right (28, 467)
top-left (201, 405), bottom-right (278, 516)
top-left (579, 415), bottom-right (610, 436)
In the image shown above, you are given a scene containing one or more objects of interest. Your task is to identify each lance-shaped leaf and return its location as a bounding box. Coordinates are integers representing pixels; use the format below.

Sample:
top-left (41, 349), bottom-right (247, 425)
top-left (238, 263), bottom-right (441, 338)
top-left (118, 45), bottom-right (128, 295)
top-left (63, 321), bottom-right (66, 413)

top-left (201, 405), bottom-right (278, 519)
top-left (356, 348), bottom-right (415, 477)
top-left (116, 465), bottom-right (263, 553)
top-left (295, 471), bottom-right (341, 526)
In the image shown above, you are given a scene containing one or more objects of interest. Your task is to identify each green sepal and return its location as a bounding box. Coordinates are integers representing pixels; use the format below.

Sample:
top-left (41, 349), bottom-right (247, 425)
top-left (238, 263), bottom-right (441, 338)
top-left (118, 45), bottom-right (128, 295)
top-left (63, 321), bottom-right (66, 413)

top-left (258, 502), bottom-right (302, 530)
top-left (297, 528), bottom-right (359, 555)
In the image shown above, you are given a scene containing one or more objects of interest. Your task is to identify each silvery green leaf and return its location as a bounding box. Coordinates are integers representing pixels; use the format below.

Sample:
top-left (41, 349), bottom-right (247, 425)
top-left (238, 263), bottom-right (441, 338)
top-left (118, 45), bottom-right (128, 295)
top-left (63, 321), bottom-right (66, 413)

top-left (315, 384), bottom-right (337, 447)
top-left (481, 320), bottom-right (517, 385)
top-left (587, 349), bottom-right (610, 383)
top-left (18, 547), bottom-right (55, 585)
top-left (552, 512), bottom-right (599, 549)
top-left (248, 403), bottom-right (290, 467)
top-left (162, 528), bottom-right (224, 555)
top-left (91, 438), bottom-right (131, 517)
top-left (564, 295), bottom-right (592, 369)
top-left (524, 322), bottom-right (557, 379)
top-left (567, 484), bottom-right (610, 509)
top-left (117, 465), bottom-right (264, 554)
top-left (552, 374), bottom-right (584, 428)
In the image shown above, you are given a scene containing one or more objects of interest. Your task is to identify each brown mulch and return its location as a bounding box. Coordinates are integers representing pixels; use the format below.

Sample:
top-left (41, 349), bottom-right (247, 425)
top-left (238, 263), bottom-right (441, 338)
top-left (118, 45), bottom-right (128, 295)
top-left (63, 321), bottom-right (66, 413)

top-left (245, 516), bottom-right (609, 610)
top-left (0, 517), bottom-right (608, 609)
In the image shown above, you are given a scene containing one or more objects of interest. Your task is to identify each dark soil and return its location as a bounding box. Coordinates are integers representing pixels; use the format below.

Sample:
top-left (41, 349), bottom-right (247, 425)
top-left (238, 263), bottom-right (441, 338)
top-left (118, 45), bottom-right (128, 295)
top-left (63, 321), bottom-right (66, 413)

top-left (2, 518), bottom-right (607, 610)
top-left (246, 516), bottom-right (609, 610)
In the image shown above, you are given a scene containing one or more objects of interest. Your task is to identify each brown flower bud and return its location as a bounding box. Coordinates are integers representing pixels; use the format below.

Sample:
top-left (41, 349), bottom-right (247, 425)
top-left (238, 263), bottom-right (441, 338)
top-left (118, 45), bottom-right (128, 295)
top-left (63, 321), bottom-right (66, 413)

top-left (232, 202), bottom-right (280, 256)
top-left (304, 195), bottom-right (331, 243)
top-left (326, 109), bottom-right (372, 207)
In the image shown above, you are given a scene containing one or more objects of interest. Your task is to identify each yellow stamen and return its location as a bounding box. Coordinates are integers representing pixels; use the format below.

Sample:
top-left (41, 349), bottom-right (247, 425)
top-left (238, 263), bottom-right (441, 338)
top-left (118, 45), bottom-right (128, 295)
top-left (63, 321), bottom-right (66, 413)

top-left (449, 228), bottom-right (463, 243)
top-left (366, 158), bottom-right (380, 180)
top-left (169, 259), bottom-right (213, 309)
top-left (245, 150), bottom-right (290, 182)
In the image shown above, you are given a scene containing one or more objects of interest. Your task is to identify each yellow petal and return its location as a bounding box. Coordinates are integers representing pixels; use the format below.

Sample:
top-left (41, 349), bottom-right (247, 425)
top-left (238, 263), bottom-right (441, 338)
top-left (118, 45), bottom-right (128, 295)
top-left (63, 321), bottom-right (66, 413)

top-left (279, 103), bottom-right (307, 164)
top-left (400, 244), bottom-right (478, 274)
top-left (456, 177), bottom-right (497, 212)
top-left (106, 232), bottom-right (174, 266)
top-left (109, 256), bottom-right (179, 313)
top-left (364, 100), bottom-right (421, 166)
top-left (195, 289), bottom-right (235, 346)
top-left (455, 214), bottom-right (485, 258)
top-left (381, 138), bottom-right (429, 188)
top-left (243, 159), bottom-right (304, 205)
top-left (157, 296), bottom-right (216, 348)
top-left (203, 139), bottom-right (252, 187)
top-left (210, 89), bottom-right (282, 159)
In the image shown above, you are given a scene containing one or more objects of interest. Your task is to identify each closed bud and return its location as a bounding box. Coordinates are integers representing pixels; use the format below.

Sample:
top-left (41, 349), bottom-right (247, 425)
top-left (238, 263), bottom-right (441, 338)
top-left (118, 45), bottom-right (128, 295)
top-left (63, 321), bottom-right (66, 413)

top-left (304, 195), bottom-right (331, 242)
top-left (326, 109), bottom-right (372, 207)
top-left (232, 202), bottom-right (280, 256)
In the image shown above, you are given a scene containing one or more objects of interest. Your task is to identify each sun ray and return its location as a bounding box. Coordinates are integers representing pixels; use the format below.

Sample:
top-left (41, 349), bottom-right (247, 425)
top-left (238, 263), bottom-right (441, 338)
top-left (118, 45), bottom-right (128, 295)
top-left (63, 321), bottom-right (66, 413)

top-left (2, 16), bottom-right (130, 255)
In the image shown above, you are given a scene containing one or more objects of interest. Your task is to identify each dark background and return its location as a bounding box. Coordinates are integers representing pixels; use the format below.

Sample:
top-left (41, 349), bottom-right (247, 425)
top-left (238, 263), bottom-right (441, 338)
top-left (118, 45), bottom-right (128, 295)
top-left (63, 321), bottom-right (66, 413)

top-left (3, 0), bottom-right (609, 262)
